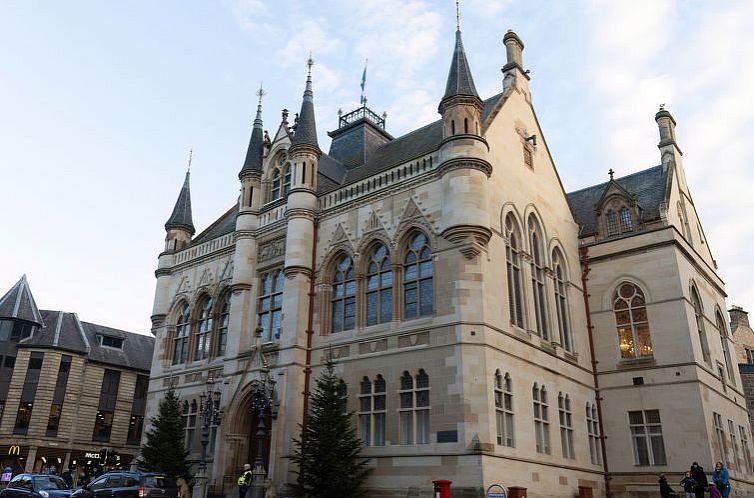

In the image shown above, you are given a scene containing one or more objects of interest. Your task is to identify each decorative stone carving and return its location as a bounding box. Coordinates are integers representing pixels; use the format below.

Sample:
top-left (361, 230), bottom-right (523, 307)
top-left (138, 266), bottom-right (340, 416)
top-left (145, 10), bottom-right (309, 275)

top-left (258, 237), bottom-right (286, 262)
top-left (398, 331), bottom-right (430, 348)
top-left (358, 339), bottom-right (388, 355)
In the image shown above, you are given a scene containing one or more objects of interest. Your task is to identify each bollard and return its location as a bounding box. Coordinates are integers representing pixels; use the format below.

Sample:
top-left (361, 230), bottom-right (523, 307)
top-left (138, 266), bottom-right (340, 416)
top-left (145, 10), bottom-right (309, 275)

top-left (507, 486), bottom-right (527, 498)
top-left (578, 486), bottom-right (593, 498)
top-left (432, 479), bottom-right (452, 498)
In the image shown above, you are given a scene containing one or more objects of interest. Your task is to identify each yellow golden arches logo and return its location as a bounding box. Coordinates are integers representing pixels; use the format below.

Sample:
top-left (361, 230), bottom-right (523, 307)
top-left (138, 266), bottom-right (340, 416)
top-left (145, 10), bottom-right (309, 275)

top-left (8, 445), bottom-right (21, 456)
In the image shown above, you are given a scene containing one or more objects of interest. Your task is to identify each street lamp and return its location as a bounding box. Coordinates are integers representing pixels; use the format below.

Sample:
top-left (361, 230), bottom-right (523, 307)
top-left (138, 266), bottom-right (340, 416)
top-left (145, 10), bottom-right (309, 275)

top-left (249, 365), bottom-right (276, 498)
top-left (192, 375), bottom-right (222, 498)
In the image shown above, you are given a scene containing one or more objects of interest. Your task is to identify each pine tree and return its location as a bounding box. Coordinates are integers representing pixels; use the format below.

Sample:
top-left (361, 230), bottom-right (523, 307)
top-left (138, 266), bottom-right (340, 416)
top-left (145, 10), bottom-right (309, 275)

top-left (290, 362), bottom-right (371, 498)
top-left (138, 388), bottom-right (191, 479)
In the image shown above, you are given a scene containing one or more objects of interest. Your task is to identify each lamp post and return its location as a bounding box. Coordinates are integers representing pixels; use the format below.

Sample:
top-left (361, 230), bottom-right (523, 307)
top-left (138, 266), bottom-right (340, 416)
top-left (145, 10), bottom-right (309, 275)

top-left (192, 375), bottom-right (222, 498)
top-left (249, 367), bottom-right (276, 498)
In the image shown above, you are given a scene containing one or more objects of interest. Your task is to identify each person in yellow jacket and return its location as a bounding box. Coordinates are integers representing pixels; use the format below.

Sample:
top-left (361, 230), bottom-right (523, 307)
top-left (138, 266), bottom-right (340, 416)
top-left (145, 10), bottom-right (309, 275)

top-left (237, 464), bottom-right (253, 498)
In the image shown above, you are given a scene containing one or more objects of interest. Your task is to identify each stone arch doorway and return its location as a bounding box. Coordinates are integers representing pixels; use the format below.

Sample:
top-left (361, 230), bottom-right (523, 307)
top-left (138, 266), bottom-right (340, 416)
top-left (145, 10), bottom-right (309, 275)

top-left (224, 381), bottom-right (274, 477)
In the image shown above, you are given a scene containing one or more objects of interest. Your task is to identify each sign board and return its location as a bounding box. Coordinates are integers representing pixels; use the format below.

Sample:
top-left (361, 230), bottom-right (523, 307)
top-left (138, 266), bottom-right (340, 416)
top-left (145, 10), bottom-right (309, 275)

top-left (486, 484), bottom-right (507, 498)
top-left (8, 445), bottom-right (21, 456)
top-left (84, 452), bottom-right (101, 459)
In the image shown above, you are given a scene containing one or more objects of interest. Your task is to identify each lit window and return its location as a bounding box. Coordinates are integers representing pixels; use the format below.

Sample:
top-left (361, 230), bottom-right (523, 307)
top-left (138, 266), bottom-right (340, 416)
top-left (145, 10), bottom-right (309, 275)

top-left (613, 283), bottom-right (653, 359)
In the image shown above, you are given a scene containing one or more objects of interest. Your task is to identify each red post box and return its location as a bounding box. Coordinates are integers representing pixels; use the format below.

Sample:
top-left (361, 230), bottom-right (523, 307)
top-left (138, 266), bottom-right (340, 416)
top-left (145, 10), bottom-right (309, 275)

top-left (432, 479), bottom-right (452, 498)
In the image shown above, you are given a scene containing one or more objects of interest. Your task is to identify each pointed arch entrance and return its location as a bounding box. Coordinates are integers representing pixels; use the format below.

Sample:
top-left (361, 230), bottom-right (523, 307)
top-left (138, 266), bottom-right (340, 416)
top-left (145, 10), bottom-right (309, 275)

top-left (223, 381), bottom-right (274, 477)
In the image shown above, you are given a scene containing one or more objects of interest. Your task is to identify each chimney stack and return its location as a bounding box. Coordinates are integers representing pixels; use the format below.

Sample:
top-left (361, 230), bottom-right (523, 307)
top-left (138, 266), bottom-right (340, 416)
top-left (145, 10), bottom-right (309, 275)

top-left (730, 305), bottom-right (750, 333)
top-left (502, 30), bottom-right (525, 71)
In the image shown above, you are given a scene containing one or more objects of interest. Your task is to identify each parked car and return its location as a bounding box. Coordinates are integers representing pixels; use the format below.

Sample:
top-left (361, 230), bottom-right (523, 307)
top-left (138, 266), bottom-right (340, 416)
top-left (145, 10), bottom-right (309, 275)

top-left (71, 473), bottom-right (178, 498)
top-left (0, 474), bottom-right (72, 498)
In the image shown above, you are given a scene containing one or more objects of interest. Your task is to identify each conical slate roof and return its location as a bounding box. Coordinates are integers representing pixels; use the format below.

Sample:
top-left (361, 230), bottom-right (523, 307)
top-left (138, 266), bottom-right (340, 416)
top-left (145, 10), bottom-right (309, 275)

top-left (0, 274), bottom-right (44, 326)
top-left (291, 69), bottom-right (318, 149)
top-left (165, 171), bottom-right (195, 235)
top-left (442, 30), bottom-right (479, 100)
top-left (240, 99), bottom-right (265, 175)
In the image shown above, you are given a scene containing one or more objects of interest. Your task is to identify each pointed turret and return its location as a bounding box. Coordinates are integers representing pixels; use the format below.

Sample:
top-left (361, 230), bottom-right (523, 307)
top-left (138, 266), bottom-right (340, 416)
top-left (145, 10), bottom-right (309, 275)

top-left (0, 274), bottom-right (44, 327)
top-left (441, 29), bottom-right (480, 107)
top-left (290, 56), bottom-right (319, 150)
top-left (240, 86), bottom-right (266, 177)
top-left (164, 161), bottom-right (195, 252)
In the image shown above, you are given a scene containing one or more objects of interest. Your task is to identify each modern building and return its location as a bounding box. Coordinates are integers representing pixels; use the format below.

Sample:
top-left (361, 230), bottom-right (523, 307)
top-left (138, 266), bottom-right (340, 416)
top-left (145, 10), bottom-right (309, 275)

top-left (0, 275), bottom-right (154, 482)
top-left (144, 19), bottom-right (753, 498)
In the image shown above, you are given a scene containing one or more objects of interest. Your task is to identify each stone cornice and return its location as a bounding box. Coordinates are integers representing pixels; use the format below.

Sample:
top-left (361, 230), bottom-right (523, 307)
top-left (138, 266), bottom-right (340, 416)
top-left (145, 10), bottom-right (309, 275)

top-left (285, 207), bottom-right (317, 221)
top-left (436, 157), bottom-right (493, 178)
top-left (284, 265), bottom-right (313, 278)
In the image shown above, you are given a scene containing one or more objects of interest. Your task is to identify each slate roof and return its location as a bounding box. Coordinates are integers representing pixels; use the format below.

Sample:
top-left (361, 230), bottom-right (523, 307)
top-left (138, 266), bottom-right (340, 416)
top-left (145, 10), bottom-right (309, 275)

top-left (165, 171), bottom-right (195, 235)
top-left (442, 30), bottom-right (479, 101)
top-left (566, 164), bottom-right (669, 237)
top-left (240, 102), bottom-right (265, 174)
top-left (19, 309), bottom-right (154, 372)
top-left (290, 74), bottom-right (318, 148)
top-left (191, 205), bottom-right (237, 246)
top-left (0, 275), bottom-right (44, 326)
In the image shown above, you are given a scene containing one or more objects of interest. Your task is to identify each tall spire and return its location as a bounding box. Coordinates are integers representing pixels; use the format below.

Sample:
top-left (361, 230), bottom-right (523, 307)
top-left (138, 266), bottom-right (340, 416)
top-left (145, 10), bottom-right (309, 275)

top-left (0, 274), bottom-right (44, 327)
top-left (441, 8), bottom-right (479, 104)
top-left (240, 83), bottom-right (266, 175)
top-left (291, 54), bottom-right (319, 149)
top-left (165, 156), bottom-right (195, 235)
top-left (360, 59), bottom-right (368, 106)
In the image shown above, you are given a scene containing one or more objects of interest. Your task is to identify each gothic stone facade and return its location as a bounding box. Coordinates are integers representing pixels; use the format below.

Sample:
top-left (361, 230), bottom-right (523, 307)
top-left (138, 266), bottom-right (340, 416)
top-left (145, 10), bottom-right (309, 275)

top-left (145, 27), bottom-right (754, 498)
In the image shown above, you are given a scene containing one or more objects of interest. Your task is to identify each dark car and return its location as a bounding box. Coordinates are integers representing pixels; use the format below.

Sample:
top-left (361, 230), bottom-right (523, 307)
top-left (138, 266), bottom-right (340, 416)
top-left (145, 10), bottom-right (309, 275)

top-left (71, 473), bottom-right (177, 498)
top-left (0, 474), bottom-right (72, 498)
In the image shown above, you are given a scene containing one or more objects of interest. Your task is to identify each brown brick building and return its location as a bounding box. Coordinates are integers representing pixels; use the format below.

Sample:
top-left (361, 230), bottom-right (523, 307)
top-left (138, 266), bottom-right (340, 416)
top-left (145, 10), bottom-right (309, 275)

top-left (0, 275), bottom-right (154, 483)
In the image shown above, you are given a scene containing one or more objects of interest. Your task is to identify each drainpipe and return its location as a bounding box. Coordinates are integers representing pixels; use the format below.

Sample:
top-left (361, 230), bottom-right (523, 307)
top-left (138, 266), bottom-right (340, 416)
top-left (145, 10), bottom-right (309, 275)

top-left (302, 219), bottom-right (318, 429)
top-left (580, 245), bottom-right (611, 497)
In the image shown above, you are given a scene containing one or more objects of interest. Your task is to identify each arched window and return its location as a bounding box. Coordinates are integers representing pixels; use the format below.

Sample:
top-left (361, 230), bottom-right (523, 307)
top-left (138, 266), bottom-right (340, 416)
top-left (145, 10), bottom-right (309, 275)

top-left (358, 375), bottom-right (386, 447)
top-left (216, 294), bottom-right (230, 357)
top-left (404, 232), bottom-right (433, 319)
top-left (271, 169), bottom-right (281, 201)
top-left (614, 282), bottom-right (653, 359)
top-left (553, 250), bottom-right (572, 351)
top-left (619, 207), bottom-right (633, 232)
top-left (258, 269), bottom-right (284, 342)
top-left (283, 164), bottom-right (292, 196)
top-left (558, 393), bottom-right (574, 459)
top-left (331, 255), bottom-right (356, 333)
top-left (586, 402), bottom-right (601, 464)
top-left (505, 214), bottom-right (524, 328)
top-left (193, 296), bottom-right (213, 361)
top-left (691, 287), bottom-right (710, 364)
top-left (529, 217), bottom-right (549, 340)
top-left (494, 370), bottom-right (514, 447)
top-left (717, 310), bottom-right (735, 386)
top-left (366, 243), bottom-right (392, 326)
top-left (172, 303), bottom-right (190, 365)
top-left (533, 384), bottom-right (550, 454)
top-left (606, 210), bottom-right (619, 236)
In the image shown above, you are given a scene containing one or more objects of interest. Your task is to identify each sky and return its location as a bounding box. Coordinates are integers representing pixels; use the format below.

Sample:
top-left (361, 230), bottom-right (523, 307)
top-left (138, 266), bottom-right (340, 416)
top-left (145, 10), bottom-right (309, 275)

top-left (1, 0), bottom-right (753, 334)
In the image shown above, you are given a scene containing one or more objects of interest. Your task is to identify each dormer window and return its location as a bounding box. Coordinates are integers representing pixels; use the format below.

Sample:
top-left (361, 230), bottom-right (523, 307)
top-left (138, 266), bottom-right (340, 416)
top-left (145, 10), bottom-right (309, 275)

top-left (619, 207), bottom-right (633, 232)
top-left (97, 334), bottom-right (124, 349)
top-left (606, 210), bottom-right (619, 236)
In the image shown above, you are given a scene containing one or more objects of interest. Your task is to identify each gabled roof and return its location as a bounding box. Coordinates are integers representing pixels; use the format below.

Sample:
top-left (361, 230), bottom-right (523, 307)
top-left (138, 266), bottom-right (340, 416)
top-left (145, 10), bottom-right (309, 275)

top-left (567, 165), bottom-right (669, 237)
top-left (442, 30), bottom-right (479, 101)
top-left (0, 275), bottom-right (44, 326)
top-left (20, 309), bottom-right (154, 372)
top-left (191, 205), bottom-right (237, 246)
top-left (165, 171), bottom-right (195, 235)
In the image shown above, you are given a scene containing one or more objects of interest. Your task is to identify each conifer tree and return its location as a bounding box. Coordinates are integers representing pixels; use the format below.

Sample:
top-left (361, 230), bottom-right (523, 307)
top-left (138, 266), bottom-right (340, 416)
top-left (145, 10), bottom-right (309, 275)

top-left (290, 362), bottom-right (371, 498)
top-left (138, 388), bottom-right (190, 479)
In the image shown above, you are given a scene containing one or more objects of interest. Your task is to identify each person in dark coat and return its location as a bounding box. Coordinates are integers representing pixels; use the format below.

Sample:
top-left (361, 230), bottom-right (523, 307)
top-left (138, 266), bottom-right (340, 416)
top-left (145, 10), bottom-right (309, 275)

top-left (658, 474), bottom-right (674, 498)
top-left (61, 470), bottom-right (73, 488)
top-left (680, 471), bottom-right (697, 498)
top-left (690, 462), bottom-right (708, 498)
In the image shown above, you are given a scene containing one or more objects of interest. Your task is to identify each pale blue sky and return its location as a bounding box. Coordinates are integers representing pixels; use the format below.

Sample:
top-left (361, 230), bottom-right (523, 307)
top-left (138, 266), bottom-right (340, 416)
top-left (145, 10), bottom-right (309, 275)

top-left (2, 1), bottom-right (753, 333)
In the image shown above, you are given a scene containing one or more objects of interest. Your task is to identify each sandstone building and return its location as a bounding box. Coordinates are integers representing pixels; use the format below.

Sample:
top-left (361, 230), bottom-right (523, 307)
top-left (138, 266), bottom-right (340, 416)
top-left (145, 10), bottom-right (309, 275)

top-left (0, 275), bottom-right (154, 482)
top-left (144, 21), bottom-right (753, 498)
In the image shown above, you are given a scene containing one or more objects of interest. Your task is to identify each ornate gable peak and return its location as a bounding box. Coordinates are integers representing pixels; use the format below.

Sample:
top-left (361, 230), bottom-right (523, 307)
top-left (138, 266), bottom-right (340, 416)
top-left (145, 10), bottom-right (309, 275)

top-left (363, 210), bottom-right (388, 235)
top-left (401, 197), bottom-right (424, 220)
top-left (596, 179), bottom-right (635, 211)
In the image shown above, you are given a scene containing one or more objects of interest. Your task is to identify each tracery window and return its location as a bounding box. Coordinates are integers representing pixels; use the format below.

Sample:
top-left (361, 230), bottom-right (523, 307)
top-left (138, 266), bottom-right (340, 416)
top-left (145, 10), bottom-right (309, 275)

top-left (558, 393), bottom-right (574, 459)
top-left (366, 244), bottom-right (393, 325)
top-left (505, 214), bottom-right (524, 328)
top-left (193, 297), bottom-right (213, 361)
top-left (494, 370), bottom-right (514, 447)
top-left (533, 384), bottom-right (550, 454)
top-left (614, 282), bottom-right (653, 359)
top-left (716, 310), bottom-right (735, 386)
top-left (529, 217), bottom-right (549, 340)
top-left (172, 303), bottom-right (190, 365)
top-left (404, 232), bottom-right (433, 319)
top-left (331, 255), bottom-right (356, 333)
top-left (258, 269), bottom-right (284, 342)
top-left (691, 287), bottom-right (710, 364)
top-left (216, 294), bottom-right (230, 357)
top-left (358, 375), bottom-right (386, 446)
top-left (552, 250), bottom-right (572, 351)
top-left (399, 369), bottom-right (430, 444)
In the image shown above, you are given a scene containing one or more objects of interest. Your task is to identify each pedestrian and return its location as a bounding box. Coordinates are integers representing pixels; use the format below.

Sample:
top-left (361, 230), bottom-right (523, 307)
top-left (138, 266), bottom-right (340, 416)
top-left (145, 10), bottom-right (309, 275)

top-left (712, 461), bottom-right (731, 498)
top-left (658, 474), bottom-right (674, 498)
top-left (709, 484), bottom-right (722, 498)
top-left (690, 461), bottom-right (708, 498)
top-left (237, 463), bottom-right (253, 498)
top-left (176, 477), bottom-right (190, 498)
top-left (680, 471), bottom-right (697, 498)
top-left (61, 470), bottom-right (73, 488)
